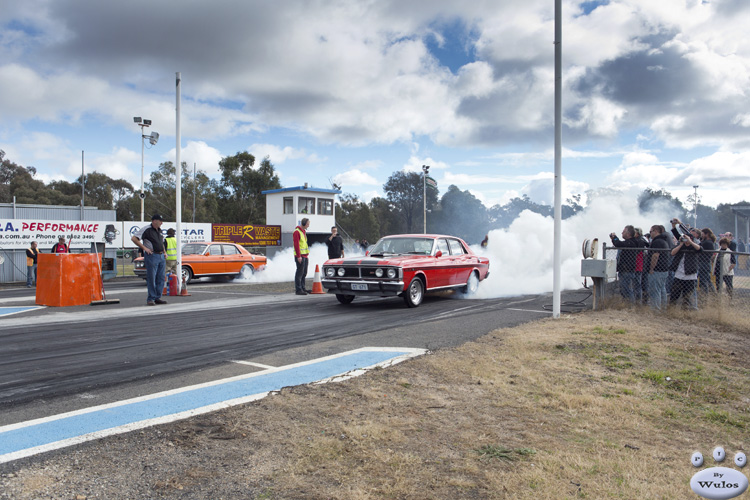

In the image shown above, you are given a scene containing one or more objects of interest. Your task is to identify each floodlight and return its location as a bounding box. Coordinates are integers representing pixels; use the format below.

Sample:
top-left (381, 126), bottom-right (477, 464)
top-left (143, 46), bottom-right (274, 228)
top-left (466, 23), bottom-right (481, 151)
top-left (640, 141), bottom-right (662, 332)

top-left (149, 131), bottom-right (159, 145)
top-left (133, 117), bottom-right (142, 123)
top-left (143, 119), bottom-right (152, 126)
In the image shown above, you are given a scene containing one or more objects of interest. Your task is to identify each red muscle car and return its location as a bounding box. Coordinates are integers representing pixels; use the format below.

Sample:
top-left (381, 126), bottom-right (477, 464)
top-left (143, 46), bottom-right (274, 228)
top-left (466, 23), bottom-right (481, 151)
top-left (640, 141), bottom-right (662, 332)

top-left (322, 234), bottom-right (490, 307)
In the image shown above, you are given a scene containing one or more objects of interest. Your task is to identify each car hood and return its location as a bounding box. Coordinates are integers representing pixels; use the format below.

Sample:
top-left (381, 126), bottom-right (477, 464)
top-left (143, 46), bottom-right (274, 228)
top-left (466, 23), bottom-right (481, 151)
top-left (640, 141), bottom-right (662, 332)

top-left (325, 255), bottom-right (433, 266)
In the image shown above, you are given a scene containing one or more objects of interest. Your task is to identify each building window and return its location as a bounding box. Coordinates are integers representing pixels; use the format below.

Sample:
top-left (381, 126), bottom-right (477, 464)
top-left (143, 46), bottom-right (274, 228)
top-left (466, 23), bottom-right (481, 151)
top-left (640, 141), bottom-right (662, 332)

top-left (299, 197), bottom-right (315, 214)
top-left (283, 197), bottom-right (293, 214)
top-left (318, 198), bottom-right (333, 215)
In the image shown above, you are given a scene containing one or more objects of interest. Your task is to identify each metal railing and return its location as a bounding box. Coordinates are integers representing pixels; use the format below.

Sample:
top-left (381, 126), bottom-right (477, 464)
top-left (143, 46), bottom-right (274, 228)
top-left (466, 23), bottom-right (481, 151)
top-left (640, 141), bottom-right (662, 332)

top-left (601, 243), bottom-right (750, 324)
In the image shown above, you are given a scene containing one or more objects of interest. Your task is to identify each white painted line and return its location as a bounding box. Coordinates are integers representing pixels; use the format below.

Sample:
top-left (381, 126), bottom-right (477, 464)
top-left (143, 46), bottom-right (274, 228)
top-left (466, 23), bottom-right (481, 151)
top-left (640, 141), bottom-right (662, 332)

top-left (231, 360), bottom-right (277, 369)
top-left (507, 308), bottom-right (553, 314)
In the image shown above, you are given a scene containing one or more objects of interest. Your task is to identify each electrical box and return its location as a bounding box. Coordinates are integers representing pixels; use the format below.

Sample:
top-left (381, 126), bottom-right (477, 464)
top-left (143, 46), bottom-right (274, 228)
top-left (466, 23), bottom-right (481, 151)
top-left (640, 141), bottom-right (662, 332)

top-left (581, 259), bottom-right (616, 279)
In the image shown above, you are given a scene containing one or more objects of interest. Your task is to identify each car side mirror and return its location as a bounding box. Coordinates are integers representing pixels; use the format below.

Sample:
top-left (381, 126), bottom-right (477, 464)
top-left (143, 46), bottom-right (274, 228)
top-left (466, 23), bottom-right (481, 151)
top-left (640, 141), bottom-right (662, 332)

top-left (435, 250), bottom-right (442, 258)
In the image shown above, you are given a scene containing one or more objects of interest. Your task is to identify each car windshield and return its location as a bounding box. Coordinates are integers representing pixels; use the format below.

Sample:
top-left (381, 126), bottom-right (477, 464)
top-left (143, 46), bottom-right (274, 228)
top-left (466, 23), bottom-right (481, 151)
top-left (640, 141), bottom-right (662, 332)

top-left (369, 237), bottom-right (434, 255)
top-left (182, 243), bottom-right (208, 255)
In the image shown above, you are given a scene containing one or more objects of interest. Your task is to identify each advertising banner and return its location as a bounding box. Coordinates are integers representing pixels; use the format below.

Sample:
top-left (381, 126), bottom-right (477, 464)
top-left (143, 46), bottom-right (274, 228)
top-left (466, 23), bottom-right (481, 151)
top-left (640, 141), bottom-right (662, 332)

top-left (121, 222), bottom-right (212, 248)
top-left (212, 224), bottom-right (282, 247)
top-left (0, 219), bottom-right (111, 250)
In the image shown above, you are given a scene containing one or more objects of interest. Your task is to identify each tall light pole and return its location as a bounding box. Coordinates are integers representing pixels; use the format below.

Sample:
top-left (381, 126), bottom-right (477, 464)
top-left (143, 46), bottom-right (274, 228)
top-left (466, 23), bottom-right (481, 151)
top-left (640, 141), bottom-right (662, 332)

top-left (193, 162), bottom-right (197, 223)
top-left (422, 165), bottom-right (430, 233)
top-left (693, 185), bottom-right (699, 228)
top-left (133, 117), bottom-right (159, 221)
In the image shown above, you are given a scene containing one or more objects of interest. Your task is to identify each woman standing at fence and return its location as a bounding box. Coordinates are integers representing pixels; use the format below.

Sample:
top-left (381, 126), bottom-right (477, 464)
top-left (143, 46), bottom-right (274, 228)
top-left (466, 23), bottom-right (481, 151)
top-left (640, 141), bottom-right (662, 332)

top-left (714, 237), bottom-right (736, 297)
top-left (668, 231), bottom-right (702, 310)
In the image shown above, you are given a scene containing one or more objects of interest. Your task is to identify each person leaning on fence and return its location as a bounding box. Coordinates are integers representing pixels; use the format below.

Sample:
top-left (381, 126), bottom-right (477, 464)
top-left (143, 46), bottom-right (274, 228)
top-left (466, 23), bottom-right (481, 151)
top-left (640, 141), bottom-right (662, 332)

top-left (647, 226), bottom-right (671, 310)
top-left (610, 225), bottom-right (646, 303)
top-left (668, 227), bottom-right (702, 310)
top-left (634, 227), bottom-right (649, 304)
top-left (714, 237), bottom-right (736, 298)
top-left (697, 228), bottom-right (717, 295)
top-left (26, 241), bottom-right (39, 288)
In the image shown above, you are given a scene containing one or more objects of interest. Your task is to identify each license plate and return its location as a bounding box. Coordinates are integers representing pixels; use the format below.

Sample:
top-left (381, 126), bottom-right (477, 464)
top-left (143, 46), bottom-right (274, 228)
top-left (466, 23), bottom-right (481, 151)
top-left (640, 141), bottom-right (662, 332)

top-left (351, 283), bottom-right (368, 291)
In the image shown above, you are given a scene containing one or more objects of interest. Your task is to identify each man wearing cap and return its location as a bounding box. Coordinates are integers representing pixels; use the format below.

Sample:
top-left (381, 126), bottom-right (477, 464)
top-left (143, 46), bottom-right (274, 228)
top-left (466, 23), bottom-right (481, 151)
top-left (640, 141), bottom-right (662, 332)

top-left (131, 214), bottom-right (168, 306)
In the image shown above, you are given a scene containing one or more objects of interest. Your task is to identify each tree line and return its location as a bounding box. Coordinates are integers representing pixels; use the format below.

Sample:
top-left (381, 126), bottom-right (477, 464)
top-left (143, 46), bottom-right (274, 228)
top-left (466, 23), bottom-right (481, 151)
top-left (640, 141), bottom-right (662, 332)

top-left (1, 150), bottom-right (745, 245)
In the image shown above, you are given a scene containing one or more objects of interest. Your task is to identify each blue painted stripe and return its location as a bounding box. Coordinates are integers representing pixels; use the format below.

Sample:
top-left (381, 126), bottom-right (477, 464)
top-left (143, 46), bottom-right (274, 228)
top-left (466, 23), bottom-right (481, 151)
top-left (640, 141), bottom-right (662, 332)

top-left (0, 306), bottom-right (41, 317)
top-left (0, 350), bottom-right (408, 456)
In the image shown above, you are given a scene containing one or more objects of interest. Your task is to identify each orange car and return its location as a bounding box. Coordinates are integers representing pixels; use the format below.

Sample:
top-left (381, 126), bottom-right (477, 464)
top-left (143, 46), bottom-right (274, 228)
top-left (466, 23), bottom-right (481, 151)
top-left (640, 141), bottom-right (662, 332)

top-left (133, 242), bottom-right (266, 284)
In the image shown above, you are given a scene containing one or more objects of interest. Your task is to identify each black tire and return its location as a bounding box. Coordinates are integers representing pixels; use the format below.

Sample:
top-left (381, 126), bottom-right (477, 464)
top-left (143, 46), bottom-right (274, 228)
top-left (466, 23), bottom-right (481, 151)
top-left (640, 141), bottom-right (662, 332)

top-left (336, 294), bottom-right (355, 304)
top-left (238, 264), bottom-right (254, 280)
top-left (181, 266), bottom-right (193, 285)
top-left (403, 277), bottom-right (424, 308)
top-left (462, 271), bottom-right (479, 294)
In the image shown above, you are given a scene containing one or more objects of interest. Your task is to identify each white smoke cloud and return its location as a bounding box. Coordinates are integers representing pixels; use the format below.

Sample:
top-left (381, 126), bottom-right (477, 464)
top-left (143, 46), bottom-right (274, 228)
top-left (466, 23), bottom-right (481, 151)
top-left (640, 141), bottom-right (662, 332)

top-left (469, 192), bottom-right (674, 299)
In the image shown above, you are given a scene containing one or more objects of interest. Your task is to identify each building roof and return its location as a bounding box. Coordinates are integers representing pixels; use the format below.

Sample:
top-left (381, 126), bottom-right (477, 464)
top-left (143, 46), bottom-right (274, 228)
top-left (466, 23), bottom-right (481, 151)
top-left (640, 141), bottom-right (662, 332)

top-left (261, 186), bottom-right (341, 195)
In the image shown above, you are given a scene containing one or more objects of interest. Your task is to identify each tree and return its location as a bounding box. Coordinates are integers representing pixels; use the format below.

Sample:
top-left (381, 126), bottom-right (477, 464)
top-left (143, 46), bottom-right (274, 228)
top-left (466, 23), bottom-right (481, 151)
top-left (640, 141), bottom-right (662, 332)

top-left (218, 152), bottom-right (281, 224)
top-left (430, 185), bottom-right (489, 243)
top-left (637, 188), bottom-right (685, 218)
top-left (334, 194), bottom-right (379, 243)
top-left (383, 171), bottom-right (438, 233)
top-left (140, 161), bottom-right (221, 222)
top-left (488, 195), bottom-right (552, 229)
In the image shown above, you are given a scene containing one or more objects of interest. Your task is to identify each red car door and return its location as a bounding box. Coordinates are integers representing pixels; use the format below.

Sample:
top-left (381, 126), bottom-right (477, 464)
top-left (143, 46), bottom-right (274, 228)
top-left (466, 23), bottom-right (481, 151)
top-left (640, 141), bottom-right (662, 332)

top-left (429, 238), bottom-right (453, 288)
top-left (448, 238), bottom-right (471, 285)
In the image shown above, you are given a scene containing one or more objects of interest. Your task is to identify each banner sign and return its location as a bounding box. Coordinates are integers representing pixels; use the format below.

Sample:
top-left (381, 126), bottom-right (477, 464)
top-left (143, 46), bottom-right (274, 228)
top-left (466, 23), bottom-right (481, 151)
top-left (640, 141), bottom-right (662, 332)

top-left (121, 222), bottom-right (212, 248)
top-left (0, 219), bottom-right (110, 250)
top-left (212, 224), bottom-right (282, 247)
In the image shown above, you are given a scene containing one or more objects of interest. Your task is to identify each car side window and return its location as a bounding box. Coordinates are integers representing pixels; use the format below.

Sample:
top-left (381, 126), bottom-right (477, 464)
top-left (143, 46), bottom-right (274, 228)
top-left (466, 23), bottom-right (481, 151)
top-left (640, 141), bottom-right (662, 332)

top-left (448, 239), bottom-right (465, 255)
top-left (436, 238), bottom-right (450, 255)
top-left (222, 244), bottom-right (240, 255)
top-left (208, 245), bottom-right (222, 256)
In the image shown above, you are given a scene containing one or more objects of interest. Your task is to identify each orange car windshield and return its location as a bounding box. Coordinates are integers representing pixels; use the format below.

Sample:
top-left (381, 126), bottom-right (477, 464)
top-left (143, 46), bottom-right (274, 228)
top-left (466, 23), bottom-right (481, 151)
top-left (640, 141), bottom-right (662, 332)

top-left (182, 243), bottom-right (208, 255)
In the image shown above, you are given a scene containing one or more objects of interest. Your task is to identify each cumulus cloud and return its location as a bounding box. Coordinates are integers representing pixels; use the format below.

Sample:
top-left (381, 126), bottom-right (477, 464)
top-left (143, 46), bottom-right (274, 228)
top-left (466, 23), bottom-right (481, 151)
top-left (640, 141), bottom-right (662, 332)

top-left (332, 169), bottom-right (379, 188)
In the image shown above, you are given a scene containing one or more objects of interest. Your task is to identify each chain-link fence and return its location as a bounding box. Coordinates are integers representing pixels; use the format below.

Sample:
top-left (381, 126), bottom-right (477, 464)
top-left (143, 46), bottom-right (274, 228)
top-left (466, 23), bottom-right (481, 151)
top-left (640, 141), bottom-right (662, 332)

top-left (602, 243), bottom-right (750, 328)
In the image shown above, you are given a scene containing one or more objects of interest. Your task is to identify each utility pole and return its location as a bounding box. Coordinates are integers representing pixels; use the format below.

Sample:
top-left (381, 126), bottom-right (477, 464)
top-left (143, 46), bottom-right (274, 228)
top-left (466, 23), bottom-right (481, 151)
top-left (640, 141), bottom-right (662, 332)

top-left (693, 185), bottom-right (699, 228)
top-left (422, 165), bottom-right (430, 233)
top-left (193, 162), bottom-right (196, 223)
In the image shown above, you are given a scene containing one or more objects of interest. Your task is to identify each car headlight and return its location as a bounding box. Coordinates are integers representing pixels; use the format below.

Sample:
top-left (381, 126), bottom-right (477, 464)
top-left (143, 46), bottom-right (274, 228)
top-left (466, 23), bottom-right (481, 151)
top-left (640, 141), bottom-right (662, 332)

top-left (337, 267), bottom-right (345, 277)
top-left (375, 268), bottom-right (384, 278)
top-left (387, 268), bottom-right (397, 279)
top-left (326, 267), bottom-right (335, 277)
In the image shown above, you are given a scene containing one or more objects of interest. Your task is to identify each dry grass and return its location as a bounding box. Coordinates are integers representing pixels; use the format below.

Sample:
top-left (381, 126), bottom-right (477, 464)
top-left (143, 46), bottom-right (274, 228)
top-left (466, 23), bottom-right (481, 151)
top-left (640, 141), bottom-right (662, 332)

top-left (2, 309), bottom-right (749, 499)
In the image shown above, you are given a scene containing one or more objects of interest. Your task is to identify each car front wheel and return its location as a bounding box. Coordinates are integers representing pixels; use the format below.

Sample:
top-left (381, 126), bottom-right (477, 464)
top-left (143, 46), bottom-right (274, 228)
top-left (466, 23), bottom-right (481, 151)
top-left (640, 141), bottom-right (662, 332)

top-left (336, 294), bottom-right (355, 304)
top-left (403, 277), bottom-right (424, 308)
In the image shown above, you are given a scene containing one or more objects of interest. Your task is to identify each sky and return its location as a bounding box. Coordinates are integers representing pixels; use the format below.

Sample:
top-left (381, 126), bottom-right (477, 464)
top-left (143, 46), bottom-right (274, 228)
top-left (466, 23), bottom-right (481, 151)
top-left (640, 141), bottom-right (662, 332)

top-left (2, 0), bottom-right (750, 211)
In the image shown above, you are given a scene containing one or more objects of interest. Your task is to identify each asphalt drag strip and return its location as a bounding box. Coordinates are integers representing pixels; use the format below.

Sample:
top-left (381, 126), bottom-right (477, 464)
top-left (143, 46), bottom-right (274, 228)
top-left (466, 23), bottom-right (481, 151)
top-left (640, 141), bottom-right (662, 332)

top-left (0, 306), bottom-right (45, 317)
top-left (0, 347), bottom-right (426, 465)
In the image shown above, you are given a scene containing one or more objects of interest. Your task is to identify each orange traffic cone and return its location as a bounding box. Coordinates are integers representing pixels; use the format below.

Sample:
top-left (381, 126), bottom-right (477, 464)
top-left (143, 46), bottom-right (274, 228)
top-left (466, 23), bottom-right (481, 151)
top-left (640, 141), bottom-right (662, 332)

top-left (179, 274), bottom-right (191, 296)
top-left (311, 265), bottom-right (326, 294)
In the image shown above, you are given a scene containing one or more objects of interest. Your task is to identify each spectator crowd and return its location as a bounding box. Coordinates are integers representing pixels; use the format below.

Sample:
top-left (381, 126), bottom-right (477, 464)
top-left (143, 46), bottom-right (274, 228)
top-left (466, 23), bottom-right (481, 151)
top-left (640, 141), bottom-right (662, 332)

top-left (609, 218), bottom-right (745, 310)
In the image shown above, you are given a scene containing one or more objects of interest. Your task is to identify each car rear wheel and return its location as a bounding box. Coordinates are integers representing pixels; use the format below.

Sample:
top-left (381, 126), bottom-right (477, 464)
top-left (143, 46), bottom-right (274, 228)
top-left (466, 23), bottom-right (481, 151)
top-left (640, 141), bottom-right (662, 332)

top-left (462, 271), bottom-right (479, 294)
top-left (181, 266), bottom-right (193, 285)
top-left (403, 277), bottom-right (424, 308)
top-left (336, 294), bottom-right (355, 304)
top-left (239, 264), bottom-right (254, 280)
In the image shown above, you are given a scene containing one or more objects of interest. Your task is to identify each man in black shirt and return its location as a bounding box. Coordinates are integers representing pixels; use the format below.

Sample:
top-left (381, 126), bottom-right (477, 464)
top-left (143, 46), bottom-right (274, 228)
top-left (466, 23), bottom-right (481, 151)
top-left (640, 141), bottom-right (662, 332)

top-left (131, 214), bottom-right (167, 306)
top-left (325, 226), bottom-right (345, 259)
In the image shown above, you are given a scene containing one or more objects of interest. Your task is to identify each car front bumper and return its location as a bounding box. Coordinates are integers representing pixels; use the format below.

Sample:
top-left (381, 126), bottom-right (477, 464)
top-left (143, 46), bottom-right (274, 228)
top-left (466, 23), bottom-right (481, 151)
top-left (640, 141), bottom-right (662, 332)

top-left (322, 279), bottom-right (405, 296)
